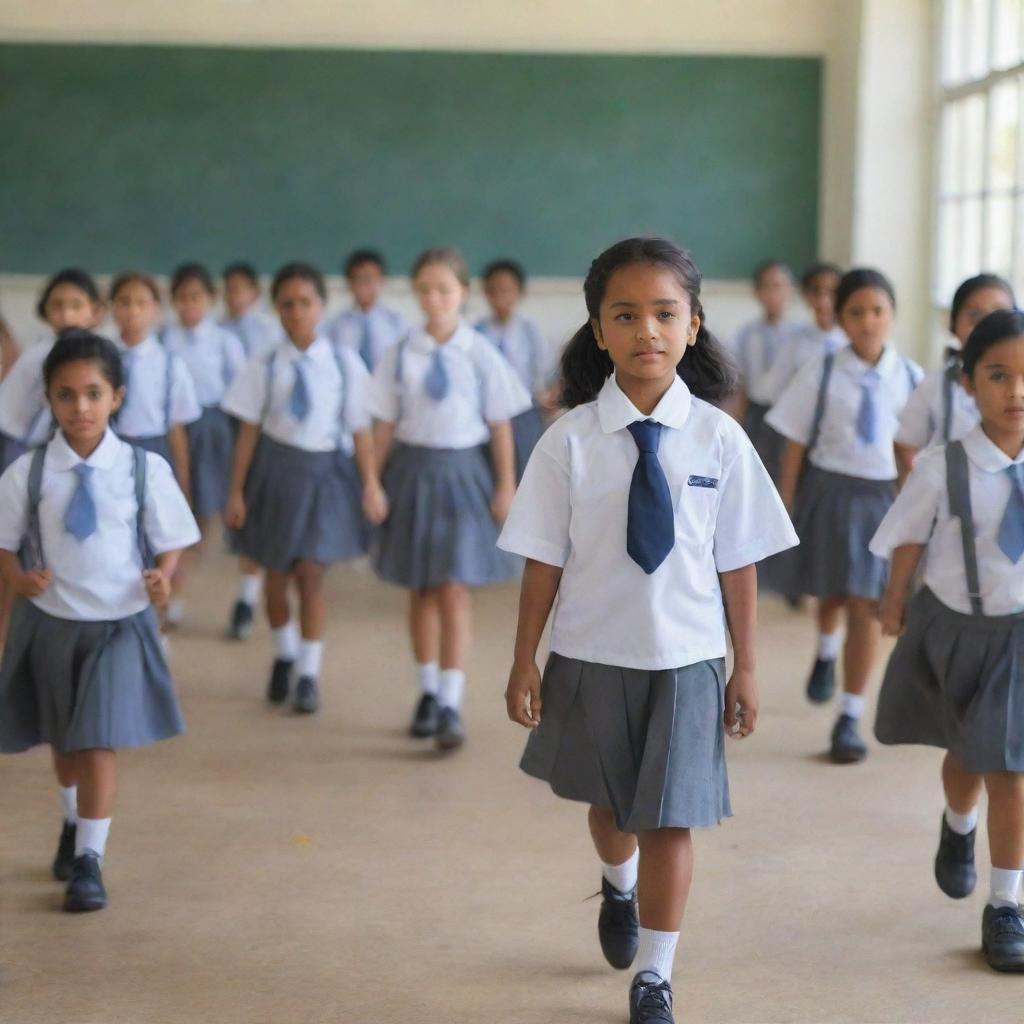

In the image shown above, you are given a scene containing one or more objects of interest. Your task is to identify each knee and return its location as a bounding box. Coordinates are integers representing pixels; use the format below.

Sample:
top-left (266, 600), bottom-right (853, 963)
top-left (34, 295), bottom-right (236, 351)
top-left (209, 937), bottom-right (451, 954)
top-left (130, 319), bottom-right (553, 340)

top-left (986, 772), bottom-right (1024, 799)
top-left (293, 562), bottom-right (324, 596)
top-left (439, 582), bottom-right (469, 610)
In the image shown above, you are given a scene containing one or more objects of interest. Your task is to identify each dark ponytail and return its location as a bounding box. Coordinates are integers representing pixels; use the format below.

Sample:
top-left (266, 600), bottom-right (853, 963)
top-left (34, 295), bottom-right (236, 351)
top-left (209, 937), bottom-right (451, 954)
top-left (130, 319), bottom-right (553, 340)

top-left (559, 237), bottom-right (737, 409)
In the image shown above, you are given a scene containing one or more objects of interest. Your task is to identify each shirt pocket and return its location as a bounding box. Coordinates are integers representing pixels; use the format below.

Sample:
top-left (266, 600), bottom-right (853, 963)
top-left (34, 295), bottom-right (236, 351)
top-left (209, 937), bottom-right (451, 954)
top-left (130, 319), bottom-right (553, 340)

top-left (676, 476), bottom-right (719, 545)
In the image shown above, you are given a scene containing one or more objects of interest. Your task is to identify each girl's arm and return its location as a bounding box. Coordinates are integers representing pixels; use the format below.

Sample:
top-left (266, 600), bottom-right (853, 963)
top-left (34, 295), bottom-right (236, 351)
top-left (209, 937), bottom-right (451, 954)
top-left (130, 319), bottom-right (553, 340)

top-left (0, 549), bottom-right (51, 597)
top-left (488, 419), bottom-right (516, 525)
top-left (894, 443), bottom-right (914, 488)
top-left (719, 563), bottom-right (758, 738)
top-left (372, 420), bottom-right (396, 476)
top-left (0, 320), bottom-right (20, 380)
top-left (776, 439), bottom-right (806, 512)
top-left (143, 550), bottom-right (183, 607)
top-left (730, 388), bottom-right (749, 427)
top-left (167, 423), bottom-right (192, 505)
top-left (353, 428), bottom-right (388, 525)
top-left (506, 557), bottom-right (563, 728)
top-left (878, 543), bottom-right (925, 636)
top-left (223, 421), bottom-right (260, 529)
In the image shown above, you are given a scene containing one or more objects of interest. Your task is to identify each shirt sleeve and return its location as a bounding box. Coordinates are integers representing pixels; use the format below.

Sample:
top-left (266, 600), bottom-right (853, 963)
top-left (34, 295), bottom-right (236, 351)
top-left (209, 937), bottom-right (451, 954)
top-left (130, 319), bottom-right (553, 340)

top-left (366, 344), bottom-right (401, 423)
top-left (764, 357), bottom-right (823, 445)
top-left (220, 354), bottom-right (267, 425)
top-left (894, 374), bottom-right (936, 449)
top-left (0, 346), bottom-right (46, 440)
top-left (497, 430), bottom-right (571, 567)
top-left (170, 355), bottom-right (202, 426)
top-left (340, 347), bottom-right (371, 434)
top-left (761, 334), bottom-right (799, 404)
top-left (222, 330), bottom-right (247, 380)
top-left (869, 449), bottom-right (944, 558)
top-left (143, 452), bottom-right (202, 555)
top-left (478, 343), bottom-right (532, 423)
top-left (0, 453), bottom-right (31, 553)
top-left (712, 419), bottom-right (799, 572)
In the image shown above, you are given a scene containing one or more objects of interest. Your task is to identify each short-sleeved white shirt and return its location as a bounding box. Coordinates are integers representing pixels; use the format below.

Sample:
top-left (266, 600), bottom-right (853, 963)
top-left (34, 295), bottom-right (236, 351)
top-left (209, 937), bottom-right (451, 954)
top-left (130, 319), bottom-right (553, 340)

top-left (498, 374), bottom-right (799, 670)
top-left (895, 363), bottom-right (980, 451)
top-left (221, 337), bottom-right (370, 454)
top-left (474, 313), bottom-right (552, 395)
top-left (766, 345), bottom-right (923, 481)
top-left (762, 324), bottom-right (847, 404)
top-left (322, 303), bottom-right (408, 371)
top-left (116, 336), bottom-right (201, 439)
top-left (731, 319), bottom-right (806, 405)
top-left (162, 317), bottom-right (246, 407)
top-left (367, 323), bottom-right (532, 449)
top-left (0, 334), bottom-right (57, 445)
top-left (870, 425), bottom-right (1024, 615)
top-left (221, 309), bottom-right (282, 359)
top-left (0, 429), bottom-right (200, 621)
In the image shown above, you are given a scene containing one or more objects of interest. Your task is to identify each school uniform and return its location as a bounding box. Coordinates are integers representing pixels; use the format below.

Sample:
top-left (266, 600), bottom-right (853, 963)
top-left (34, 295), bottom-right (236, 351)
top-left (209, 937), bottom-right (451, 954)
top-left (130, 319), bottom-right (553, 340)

top-left (766, 344), bottom-right (923, 599)
top-left (474, 312), bottom-right (551, 482)
top-left (896, 354), bottom-right (980, 450)
top-left (221, 337), bottom-right (370, 571)
top-left (322, 303), bottom-right (408, 373)
top-left (0, 429), bottom-right (200, 754)
top-left (871, 427), bottom-right (1024, 771)
top-left (115, 336), bottom-right (201, 465)
top-left (763, 323), bottom-right (847, 405)
top-left (367, 322), bottom-right (531, 589)
top-left (0, 331), bottom-right (58, 471)
top-left (498, 374), bottom-right (798, 832)
top-left (162, 318), bottom-right (246, 517)
top-left (221, 308), bottom-right (281, 360)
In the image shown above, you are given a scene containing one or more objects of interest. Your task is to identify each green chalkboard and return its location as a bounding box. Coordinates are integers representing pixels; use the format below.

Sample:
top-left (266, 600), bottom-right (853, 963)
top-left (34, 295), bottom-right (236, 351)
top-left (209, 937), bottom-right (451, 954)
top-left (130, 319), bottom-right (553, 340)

top-left (0, 44), bottom-right (821, 278)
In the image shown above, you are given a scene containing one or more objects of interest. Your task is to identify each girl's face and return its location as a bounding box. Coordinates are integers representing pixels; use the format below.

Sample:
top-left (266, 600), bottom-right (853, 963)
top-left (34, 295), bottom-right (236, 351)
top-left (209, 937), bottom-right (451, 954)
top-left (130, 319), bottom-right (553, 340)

top-left (414, 264), bottom-right (466, 330)
top-left (112, 281), bottom-right (160, 344)
top-left (755, 266), bottom-right (793, 321)
top-left (964, 336), bottom-right (1024, 441)
top-left (484, 271), bottom-right (522, 322)
top-left (348, 262), bottom-right (384, 311)
top-left (224, 274), bottom-right (259, 320)
top-left (173, 279), bottom-right (214, 329)
top-left (803, 272), bottom-right (839, 329)
top-left (43, 284), bottom-right (103, 333)
top-left (47, 358), bottom-right (123, 452)
top-left (274, 277), bottom-right (324, 347)
top-left (593, 263), bottom-right (700, 392)
top-left (838, 286), bottom-right (893, 363)
top-left (953, 287), bottom-right (1014, 346)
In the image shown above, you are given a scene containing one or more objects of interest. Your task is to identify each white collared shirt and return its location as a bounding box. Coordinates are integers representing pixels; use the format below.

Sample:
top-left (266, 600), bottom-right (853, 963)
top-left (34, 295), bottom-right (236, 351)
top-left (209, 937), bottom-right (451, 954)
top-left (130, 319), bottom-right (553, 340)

top-left (162, 317), bottom-right (246, 407)
top-left (322, 303), bottom-right (408, 371)
top-left (367, 323), bottom-right (532, 449)
top-left (731, 318), bottom-right (806, 405)
top-left (870, 425), bottom-right (1024, 615)
top-left (0, 334), bottom-right (58, 445)
top-left (766, 345), bottom-right (923, 480)
top-left (895, 364), bottom-right (980, 450)
top-left (498, 374), bottom-right (798, 671)
top-left (221, 308), bottom-right (282, 359)
top-left (116, 336), bottom-right (201, 439)
top-left (0, 430), bottom-right (200, 621)
top-left (221, 336), bottom-right (370, 454)
top-left (762, 323), bottom-right (847, 404)
top-left (474, 313), bottom-right (551, 395)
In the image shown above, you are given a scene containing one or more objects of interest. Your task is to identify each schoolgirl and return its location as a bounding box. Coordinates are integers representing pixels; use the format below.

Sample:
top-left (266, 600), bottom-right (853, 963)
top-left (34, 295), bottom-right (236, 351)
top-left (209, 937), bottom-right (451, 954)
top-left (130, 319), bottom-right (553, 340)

top-left (368, 247), bottom-right (530, 751)
top-left (500, 237), bottom-right (796, 1024)
top-left (221, 261), bottom-right (281, 359)
top-left (0, 331), bottom-right (199, 912)
top-left (767, 268), bottom-right (923, 762)
top-left (223, 261), bottom-right (384, 713)
top-left (871, 308), bottom-right (1024, 971)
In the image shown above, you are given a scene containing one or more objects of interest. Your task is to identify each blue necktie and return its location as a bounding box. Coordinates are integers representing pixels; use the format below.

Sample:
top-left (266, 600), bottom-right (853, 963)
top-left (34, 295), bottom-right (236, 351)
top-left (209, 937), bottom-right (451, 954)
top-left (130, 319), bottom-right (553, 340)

top-left (626, 420), bottom-right (675, 574)
top-left (856, 369), bottom-right (881, 444)
top-left (359, 315), bottom-right (374, 371)
top-left (424, 348), bottom-right (450, 401)
top-left (64, 464), bottom-right (97, 541)
top-left (997, 464), bottom-right (1024, 563)
top-left (289, 357), bottom-right (312, 421)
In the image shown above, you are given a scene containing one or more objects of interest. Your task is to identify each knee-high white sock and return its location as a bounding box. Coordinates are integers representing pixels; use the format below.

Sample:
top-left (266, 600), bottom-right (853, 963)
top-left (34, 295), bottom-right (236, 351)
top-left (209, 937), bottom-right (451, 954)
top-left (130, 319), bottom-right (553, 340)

top-left (601, 847), bottom-right (639, 894)
top-left (272, 622), bottom-right (299, 661)
top-left (238, 573), bottom-right (262, 607)
top-left (635, 928), bottom-right (679, 984)
top-left (817, 631), bottom-right (842, 661)
top-left (945, 805), bottom-right (979, 835)
top-left (438, 669), bottom-right (466, 710)
top-left (298, 640), bottom-right (323, 678)
top-left (990, 866), bottom-right (1023, 909)
top-left (60, 785), bottom-right (78, 825)
top-left (417, 662), bottom-right (440, 697)
top-left (75, 817), bottom-right (111, 861)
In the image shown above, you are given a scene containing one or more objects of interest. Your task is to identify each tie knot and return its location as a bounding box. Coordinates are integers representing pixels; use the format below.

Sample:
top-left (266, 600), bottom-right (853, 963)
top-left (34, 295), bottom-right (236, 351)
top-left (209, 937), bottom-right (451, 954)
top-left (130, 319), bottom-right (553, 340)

top-left (627, 419), bottom-right (662, 454)
top-left (861, 368), bottom-right (882, 390)
top-left (74, 463), bottom-right (93, 480)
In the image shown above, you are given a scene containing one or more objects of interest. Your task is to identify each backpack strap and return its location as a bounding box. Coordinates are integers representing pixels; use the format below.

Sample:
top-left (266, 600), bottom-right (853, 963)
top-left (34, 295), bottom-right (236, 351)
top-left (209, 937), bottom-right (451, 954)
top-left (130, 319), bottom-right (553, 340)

top-left (945, 440), bottom-right (984, 616)
top-left (260, 350), bottom-right (278, 425)
top-left (523, 317), bottom-right (543, 396)
top-left (806, 352), bottom-right (836, 459)
top-left (942, 358), bottom-right (959, 444)
top-left (329, 342), bottom-right (350, 448)
top-left (393, 333), bottom-right (411, 422)
top-left (903, 357), bottom-right (920, 397)
top-left (23, 445), bottom-right (47, 570)
top-left (164, 351), bottom-right (176, 434)
top-left (132, 444), bottom-right (155, 570)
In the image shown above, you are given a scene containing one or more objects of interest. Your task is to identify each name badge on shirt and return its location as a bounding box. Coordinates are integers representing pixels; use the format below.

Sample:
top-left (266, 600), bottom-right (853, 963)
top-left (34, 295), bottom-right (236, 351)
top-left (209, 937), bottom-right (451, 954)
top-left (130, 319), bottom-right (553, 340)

top-left (687, 475), bottom-right (718, 489)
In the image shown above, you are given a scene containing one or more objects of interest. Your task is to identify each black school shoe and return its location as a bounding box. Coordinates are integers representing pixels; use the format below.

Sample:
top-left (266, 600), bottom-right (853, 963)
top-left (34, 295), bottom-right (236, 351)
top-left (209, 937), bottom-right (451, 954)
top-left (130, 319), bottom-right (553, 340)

top-left (629, 971), bottom-right (675, 1023)
top-left (805, 658), bottom-right (837, 704)
top-left (293, 676), bottom-right (320, 715)
top-left (228, 600), bottom-right (255, 641)
top-left (598, 877), bottom-right (639, 969)
top-left (410, 693), bottom-right (441, 738)
top-left (267, 659), bottom-right (294, 705)
top-left (982, 904), bottom-right (1024, 972)
top-left (934, 815), bottom-right (977, 899)
top-left (63, 852), bottom-right (107, 913)
top-left (436, 707), bottom-right (466, 752)
top-left (52, 820), bottom-right (76, 882)
top-left (829, 714), bottom-right (868, 764)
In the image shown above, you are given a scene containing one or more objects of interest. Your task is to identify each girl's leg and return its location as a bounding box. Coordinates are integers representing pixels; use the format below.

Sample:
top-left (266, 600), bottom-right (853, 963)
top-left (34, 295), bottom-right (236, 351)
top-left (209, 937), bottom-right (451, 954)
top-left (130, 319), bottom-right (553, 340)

top-left (590, 805), bottom-right (641, 972)
top-left (943, 751), bottom-right (984, 817)
top-left (841, 596), bottom-right (881, 706)
top-left (50, 748), bottom-right (78, 878)
top-left (168, 516), bottom-right (215, 625)
top-left (72, 748), bottom-right (117, 859)
top-left (633, 828), bottom-right (694, 984)
top-left (818, 594), bottom-right (845, 636)
top-left (984, 772), bottom-right (1024, 906)
top-left (0, 576), bottom-right (12, 649)
top-left (265, 568), bottom-right (298, 702)
top-left (229, 556), bottom-right (263, 639)
top-left (935, 752), bottom-right (984, 900)
top-left (437, 581), bottom-right (471, 712)
top-left (293, 560), bottom-right (326, 677)
top-left (807, 595), bottom-right (846, 702)
top-left (410, 587), bottom-right (441, 697)
top-left (589, 804), bottom-right (639, 885)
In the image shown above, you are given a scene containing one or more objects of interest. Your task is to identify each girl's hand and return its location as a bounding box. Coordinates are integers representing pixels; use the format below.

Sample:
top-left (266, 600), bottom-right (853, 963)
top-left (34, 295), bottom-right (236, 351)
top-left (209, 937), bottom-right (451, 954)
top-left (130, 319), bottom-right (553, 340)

top-left (362, 481), bottom-right (390, 526)
top-left (143, 568), bottom-right (172, 607)
top-left (491, 481), bottom-right (515, 526)
top-left (505, 660), bottom-right (542, 729)
top-left (878, 591), bottom-right (906, 637)
top-left (16, 568), bottom-right (52, 598)
top-left (724, 667), bottom-right (759, 739)
top-left (223, 491), bottom-right (246, 530)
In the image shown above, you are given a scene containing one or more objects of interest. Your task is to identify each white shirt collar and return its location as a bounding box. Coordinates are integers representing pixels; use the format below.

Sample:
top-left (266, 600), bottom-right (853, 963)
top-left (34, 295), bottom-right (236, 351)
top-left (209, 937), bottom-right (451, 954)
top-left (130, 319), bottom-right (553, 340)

top-left (117, 335), bottom-right (158, 356)
top-left (409, 322), bottom-right (474, 354)
top-left (281, 335), bottom-right (331, 362)
top-left (597, 373), bottom-right (693, 434)
top-left (839, 343), bottom-right (899, 379)
top-left (47, 428), bottom-right (122, 472)
top-left (962, 423), bottom-right (1024, 472)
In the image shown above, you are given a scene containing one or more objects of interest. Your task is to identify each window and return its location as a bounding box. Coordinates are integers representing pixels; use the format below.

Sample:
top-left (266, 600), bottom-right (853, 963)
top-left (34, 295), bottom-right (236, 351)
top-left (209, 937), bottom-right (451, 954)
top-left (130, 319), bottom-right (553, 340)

top-left (936, 0), bottom-right (1024, 301)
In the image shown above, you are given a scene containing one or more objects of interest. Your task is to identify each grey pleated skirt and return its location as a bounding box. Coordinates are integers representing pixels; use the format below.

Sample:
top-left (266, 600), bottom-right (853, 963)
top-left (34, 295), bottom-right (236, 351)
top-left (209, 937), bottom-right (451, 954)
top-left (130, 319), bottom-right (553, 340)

top-left (874, 588), bottom-right (1024, 773)
top-left (511, 407), bottom-right (547, 483)
top-left (0, 601), bottom-right (185, 755)
top-left (521, 654), bottom-right (732, 832)
top-left (186, 405), bottom-right (234, 518)
top-left (0, 433), bottom-right (28, 472)
top-left (743, 402), bottom-right (786, 481)
top-left (782, 466), bottom-right (895, 600)
top-left (233, 436), bottom-right (368, 572)
top-left (373, 443), bottom-right (521, 589)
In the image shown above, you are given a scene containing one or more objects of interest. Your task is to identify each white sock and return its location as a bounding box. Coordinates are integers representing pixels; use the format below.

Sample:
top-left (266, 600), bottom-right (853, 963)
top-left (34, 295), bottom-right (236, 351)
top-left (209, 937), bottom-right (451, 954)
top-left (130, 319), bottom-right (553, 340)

top-left (635, 927), bottom-right (679, 984)
top-left (945, 805), bottom-right (979, 836)
top-left (298, 640), bottom-right (323, 678)
top-left (601, 848), bottom-right (639, 894)
top-left (817, 631), bottom-right (842, 661)
top-left (989, 866), bottom-right (1023, 909)
top-left (272, 622), bottom-right (299, 662)
top-left (418, 662), bottom-right (440, 697)
top-left (60, 785), bottom-right (78, 825)
top-left (238, 573), bottom-right (262, 607)
top-left (166, 597), bottom-right (185, 625)
top-left (75, 817), bottom-right (111, 861)
top-left (438, 669), bottom-right (466, 710)
top-left (840, 692), bottom-right (865, 720)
